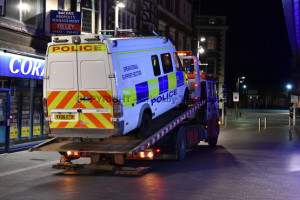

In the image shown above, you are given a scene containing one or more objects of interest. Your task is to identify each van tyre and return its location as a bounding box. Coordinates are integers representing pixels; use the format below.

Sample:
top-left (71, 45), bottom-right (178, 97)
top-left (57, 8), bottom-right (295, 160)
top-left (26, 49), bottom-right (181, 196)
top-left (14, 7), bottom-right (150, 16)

top-left (208, 124), bottom-right (219, 147)
top-left (175, 127), bottom-right (187, 160)
top-left (180, 89), bottom-right (189, 110)
top-left (137, 112), bottom-right (152, 139)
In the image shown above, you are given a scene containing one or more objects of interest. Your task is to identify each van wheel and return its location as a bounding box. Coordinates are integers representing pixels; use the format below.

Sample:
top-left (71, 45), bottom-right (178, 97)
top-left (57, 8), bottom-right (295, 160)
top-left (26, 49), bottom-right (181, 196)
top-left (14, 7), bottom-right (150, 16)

top-left (180, 89), bottom-right (189, 109)
top-left (208, 124), bottom-right (219, 147)
top-left (137, 112), bottom-right (152, 139)
top-left (175, 127), bottom-right (186, 160)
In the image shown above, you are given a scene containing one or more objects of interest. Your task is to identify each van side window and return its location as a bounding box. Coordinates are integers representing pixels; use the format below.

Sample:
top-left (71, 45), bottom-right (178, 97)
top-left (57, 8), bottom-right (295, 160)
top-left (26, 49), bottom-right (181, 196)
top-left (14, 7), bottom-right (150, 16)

top-left (151, 55), bottom-right (161, 76)
top-left (161, 53), bottom-right (173, 74)
top-left (173, 52), bottom-right (183, 71)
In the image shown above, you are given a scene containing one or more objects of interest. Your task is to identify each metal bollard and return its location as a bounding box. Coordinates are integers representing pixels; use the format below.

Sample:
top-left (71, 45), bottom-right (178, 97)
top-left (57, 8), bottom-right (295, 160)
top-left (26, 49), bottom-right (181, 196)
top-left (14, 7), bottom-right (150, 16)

top-left (264, 117), bottom-right (267, 130)
top-left (289, 117), bottom-right (291, 133)
top-left (225, 116), bottom-right (227, 127)
top-left (259, 118), bottom-right (261, 132)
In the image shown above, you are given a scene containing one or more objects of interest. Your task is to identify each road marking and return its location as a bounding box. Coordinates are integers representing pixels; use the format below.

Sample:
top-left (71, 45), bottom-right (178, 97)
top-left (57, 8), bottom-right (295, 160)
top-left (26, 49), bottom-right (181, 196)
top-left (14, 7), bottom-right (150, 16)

top-left (0, 161), bottom-right (58, 177)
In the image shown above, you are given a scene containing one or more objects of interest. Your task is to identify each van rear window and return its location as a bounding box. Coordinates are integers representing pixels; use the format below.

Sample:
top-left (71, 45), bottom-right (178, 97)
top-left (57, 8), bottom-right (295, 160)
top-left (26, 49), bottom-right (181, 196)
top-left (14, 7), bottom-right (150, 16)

top-left (161, 53), bottom-right (173, 74)
top-left (49, 61), bottom-right (75, 89)
top-left (80, 61), bottom-right (107, 89)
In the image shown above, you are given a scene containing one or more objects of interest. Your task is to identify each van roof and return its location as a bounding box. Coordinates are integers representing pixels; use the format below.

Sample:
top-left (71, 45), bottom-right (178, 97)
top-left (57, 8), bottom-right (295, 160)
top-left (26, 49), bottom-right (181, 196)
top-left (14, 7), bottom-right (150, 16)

top-left (49, 34), bottom-right (175, 54)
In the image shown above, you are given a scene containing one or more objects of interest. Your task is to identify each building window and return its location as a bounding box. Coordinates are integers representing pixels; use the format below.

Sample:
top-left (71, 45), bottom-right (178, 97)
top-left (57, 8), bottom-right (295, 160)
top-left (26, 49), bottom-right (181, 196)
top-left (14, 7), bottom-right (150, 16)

top-left (209, 18), bottom-right (216, 25)
top-left (161, 53), bottom-right (173, 74)
top-left (207, 36), bottom-right (216, 50)
top-left (206, 59), bottom-right (216, 74)
top-left (151, 55), bottom-right (161, 76)
top-left (81, 0), bottom-right (99, 34)
top-left (58, 0), bottom-right (64, 10)
top-left (5, 0), bottom-right (44, 29)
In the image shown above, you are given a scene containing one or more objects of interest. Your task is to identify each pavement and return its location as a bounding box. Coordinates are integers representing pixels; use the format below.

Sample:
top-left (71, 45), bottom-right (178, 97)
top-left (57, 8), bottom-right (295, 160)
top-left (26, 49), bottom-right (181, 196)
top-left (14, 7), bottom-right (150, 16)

top-left (0, 109), bottom-right (300, 200)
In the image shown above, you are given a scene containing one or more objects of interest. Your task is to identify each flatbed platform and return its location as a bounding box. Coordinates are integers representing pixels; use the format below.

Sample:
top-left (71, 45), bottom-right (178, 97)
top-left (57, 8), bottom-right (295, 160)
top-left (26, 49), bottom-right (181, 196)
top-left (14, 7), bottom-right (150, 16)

top-left (30, 105), bottom-right (192, 154)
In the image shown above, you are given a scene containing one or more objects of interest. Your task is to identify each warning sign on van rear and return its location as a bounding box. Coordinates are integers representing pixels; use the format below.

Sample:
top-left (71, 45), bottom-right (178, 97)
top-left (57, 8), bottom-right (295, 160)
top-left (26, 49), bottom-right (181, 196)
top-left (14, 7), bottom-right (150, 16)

top-left (49, 44), bottom-right (107, 53)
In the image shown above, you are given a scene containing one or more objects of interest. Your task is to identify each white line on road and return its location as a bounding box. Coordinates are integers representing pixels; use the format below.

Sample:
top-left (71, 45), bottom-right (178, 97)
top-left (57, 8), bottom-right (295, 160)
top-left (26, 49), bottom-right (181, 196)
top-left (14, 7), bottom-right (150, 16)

top-left (0, 161), bottom-right (58, 177)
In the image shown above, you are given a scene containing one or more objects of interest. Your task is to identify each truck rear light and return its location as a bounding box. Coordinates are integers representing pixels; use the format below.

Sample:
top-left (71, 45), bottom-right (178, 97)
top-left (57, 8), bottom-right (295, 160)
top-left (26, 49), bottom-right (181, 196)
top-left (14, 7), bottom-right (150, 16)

top-left (147, 151), bottom-right (154, 159)
top-left (140, 152), bottom-right (145, 158)
top-left (113, 98), bottom-right (123, 118)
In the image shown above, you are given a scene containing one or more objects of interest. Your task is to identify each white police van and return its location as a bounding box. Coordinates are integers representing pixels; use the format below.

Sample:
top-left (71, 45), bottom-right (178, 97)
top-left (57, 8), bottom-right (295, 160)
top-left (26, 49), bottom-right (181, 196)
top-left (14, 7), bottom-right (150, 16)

top-left (43, 34), bottom-right (188, 139)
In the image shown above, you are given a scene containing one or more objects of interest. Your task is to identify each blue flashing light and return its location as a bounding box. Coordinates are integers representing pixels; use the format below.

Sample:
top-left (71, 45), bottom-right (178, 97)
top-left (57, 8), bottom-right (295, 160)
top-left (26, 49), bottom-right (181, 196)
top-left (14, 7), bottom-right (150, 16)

top-left (112, 40), bottom-right (118, 47)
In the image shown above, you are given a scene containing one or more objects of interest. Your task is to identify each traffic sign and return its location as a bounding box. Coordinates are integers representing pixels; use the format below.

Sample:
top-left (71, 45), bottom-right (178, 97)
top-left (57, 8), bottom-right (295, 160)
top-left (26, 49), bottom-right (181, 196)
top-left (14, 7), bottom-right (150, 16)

top-left (291, 95), bottom-right (299, 103)
top-left (233, 92), bottom-right (239, 102)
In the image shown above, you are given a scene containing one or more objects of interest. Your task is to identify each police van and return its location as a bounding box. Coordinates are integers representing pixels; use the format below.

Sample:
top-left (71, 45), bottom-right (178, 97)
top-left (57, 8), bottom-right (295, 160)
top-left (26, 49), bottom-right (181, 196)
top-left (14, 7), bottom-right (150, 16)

top-left (43, 34), bottom-right (188, 139)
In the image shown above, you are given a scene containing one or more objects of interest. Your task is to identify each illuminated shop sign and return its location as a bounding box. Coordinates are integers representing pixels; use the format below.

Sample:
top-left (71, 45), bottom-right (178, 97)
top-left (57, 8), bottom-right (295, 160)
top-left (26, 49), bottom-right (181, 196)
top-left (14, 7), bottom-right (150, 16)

top-left (0, 51), bottom-right (44, 80)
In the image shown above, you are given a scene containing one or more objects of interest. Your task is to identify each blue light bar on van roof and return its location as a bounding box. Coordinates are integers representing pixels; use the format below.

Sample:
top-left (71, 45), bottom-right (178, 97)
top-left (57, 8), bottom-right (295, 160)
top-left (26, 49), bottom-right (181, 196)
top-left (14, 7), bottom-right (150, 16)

top-left (112, 40), bottom-right (118, 47)
top-left (162, 37), bottom-right (168, 44)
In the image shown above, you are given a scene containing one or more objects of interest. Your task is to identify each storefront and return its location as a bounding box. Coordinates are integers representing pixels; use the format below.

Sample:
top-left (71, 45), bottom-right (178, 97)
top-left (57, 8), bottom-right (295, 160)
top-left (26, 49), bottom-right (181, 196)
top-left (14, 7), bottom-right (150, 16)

top-left (0, 50), bottom-right (45, 153)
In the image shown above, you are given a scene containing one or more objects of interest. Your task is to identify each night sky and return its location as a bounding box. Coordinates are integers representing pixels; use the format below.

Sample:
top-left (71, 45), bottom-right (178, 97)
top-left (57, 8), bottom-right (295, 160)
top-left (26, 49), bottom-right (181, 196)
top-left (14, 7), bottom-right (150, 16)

top-left (200, 0), bottom-right (292, 90)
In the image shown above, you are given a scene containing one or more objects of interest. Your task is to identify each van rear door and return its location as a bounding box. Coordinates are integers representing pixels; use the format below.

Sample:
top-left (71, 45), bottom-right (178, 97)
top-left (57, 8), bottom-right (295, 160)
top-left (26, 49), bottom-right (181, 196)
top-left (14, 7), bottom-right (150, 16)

top-left (77, 44), bottom-right (114, 129)
top-left (46, 43), bottom-right (113, 130)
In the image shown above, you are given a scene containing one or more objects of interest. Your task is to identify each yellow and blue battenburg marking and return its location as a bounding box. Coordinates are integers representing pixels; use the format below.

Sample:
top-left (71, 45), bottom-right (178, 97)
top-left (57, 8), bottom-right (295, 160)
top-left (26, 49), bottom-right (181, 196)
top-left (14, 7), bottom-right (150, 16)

top-left (122, 71), bottom-right (186, 108)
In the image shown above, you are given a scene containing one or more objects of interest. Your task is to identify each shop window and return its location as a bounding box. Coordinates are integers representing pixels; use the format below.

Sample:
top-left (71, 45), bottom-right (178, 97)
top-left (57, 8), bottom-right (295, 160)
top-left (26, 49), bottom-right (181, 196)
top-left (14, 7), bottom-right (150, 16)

top-left (10, 78), bottom-right (44, 141)
top-left (161, 53), bottom-right (173, 74)
top-left (5, 0), bottom-right (44, 29)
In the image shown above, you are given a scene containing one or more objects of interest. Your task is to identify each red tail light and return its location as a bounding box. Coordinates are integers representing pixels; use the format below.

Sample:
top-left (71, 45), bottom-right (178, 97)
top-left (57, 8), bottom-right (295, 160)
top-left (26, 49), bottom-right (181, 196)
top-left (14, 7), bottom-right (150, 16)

top-left (43, 98), bottom-right (48, 118)
top-left (113, 98), bottom-right (123, 118)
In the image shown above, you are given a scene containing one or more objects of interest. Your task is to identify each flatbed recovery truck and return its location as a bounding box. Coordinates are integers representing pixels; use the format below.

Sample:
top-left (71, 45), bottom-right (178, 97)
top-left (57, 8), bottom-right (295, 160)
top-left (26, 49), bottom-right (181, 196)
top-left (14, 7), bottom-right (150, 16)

top-left (30, 41), bottom-right (220, 175)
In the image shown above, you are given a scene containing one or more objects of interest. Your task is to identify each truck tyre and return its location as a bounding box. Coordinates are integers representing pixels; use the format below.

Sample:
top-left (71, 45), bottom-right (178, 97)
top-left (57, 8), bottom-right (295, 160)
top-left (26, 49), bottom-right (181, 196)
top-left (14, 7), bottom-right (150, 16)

top-left (137, 112), bottom-right (152, 139)
top-left (175, 127), bottom-right (187, 160)
top-left (208, 124), bottom-right (219, 147)
top-left (180, 89), bottom-right (189, 110)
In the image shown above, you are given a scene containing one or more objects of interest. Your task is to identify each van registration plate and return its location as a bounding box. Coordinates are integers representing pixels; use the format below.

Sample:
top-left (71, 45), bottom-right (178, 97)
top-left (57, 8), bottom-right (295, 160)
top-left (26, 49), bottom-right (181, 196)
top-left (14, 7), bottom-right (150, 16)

top-left (54, 114), bottom-right (75, 120)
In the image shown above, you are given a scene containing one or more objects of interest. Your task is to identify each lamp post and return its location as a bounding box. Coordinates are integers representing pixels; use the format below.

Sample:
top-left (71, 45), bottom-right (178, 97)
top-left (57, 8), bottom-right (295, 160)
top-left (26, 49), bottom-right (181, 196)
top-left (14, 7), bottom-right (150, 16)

top-left (235, 76), bottom-right (245, 119)
top-left (286, 83), bottom-right (295, 126)
top-left (114, 0), bottom-right (125, 36)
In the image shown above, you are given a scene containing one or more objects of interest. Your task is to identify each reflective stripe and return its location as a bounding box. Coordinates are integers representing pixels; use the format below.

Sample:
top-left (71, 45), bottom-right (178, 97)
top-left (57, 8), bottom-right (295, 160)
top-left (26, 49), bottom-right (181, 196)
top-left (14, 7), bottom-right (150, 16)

top-left (47, 90), bottom-right (113, 129)
top-left (122, 71), bottom-right (186, 108)
top-left (167, 73), bottom-right (177, 90)
top-left (123, 86), bottom-right (137, 108)
top-left (148, 78), bottom-right (159, 98)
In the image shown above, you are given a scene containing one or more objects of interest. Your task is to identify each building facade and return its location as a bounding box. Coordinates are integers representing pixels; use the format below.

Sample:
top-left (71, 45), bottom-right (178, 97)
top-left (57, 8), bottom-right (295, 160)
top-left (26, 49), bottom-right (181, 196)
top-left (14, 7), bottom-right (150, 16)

top-left (195, 15), bottom-right (228, 109)
top-left (156, 0), bottom-right (194, 51)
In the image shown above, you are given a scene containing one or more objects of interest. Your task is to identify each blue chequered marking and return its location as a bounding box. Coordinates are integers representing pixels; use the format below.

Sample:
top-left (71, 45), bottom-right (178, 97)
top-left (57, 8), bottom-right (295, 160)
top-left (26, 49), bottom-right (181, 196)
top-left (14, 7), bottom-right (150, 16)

top-left (158, 75), bottom-right (169, 94)
top-left (176, 72), bottom-right (184, 87)
top-left (136, 81), bottom-right (149, 104)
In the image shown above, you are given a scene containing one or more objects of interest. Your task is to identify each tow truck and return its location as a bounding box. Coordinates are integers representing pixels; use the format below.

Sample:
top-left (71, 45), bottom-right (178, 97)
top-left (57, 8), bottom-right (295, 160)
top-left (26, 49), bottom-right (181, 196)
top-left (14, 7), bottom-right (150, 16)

top-left (30, 38), bottom-right (220, 176)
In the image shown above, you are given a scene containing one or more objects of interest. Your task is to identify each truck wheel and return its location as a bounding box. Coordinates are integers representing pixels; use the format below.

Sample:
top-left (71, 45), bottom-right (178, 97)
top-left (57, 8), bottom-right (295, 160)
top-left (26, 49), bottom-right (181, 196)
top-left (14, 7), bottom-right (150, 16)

top-left (208, 124), bottom-right (219, 147)
top-left (180, 89), bottom-right (189, 109)
top-left (137, 112), bottom-right (152, 139)
top-left (175, 127), bottom-right (187, 160)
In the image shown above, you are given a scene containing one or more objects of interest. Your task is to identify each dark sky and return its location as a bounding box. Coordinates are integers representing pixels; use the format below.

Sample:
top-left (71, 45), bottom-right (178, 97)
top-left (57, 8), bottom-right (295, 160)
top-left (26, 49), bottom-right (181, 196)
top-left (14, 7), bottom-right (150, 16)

top-left (200, 0), bottom-right (292, 90)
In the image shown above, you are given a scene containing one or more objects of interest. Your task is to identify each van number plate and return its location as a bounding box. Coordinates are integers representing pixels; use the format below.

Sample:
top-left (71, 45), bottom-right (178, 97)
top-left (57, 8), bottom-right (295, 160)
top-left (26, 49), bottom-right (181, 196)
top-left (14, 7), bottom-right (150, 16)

top-left (54, 114), bottom-right (75, 120)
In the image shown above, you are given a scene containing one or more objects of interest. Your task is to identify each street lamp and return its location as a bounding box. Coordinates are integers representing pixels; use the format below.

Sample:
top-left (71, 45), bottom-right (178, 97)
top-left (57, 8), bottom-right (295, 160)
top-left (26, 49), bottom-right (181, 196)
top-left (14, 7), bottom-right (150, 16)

top-left (235, 76), bottom-right (245, 118)
top-left (286, 83), bottom-right (292, 90)
top-left (114, 0), bottom-right (125, 36)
